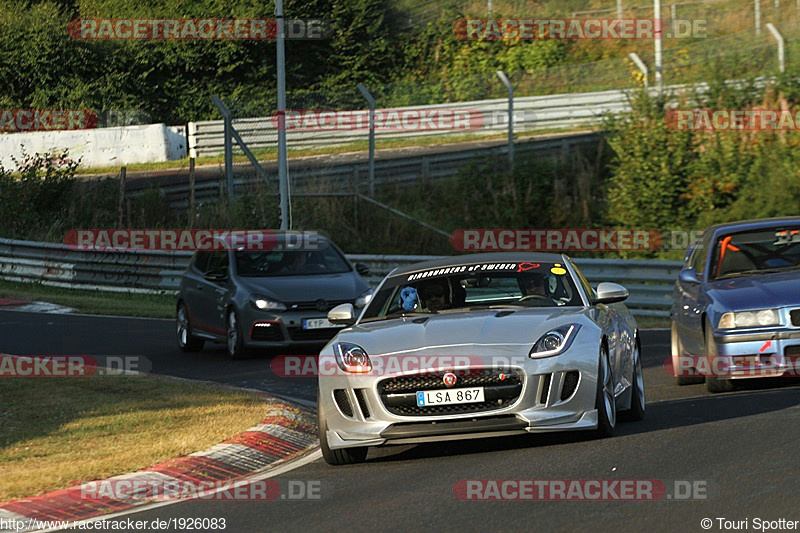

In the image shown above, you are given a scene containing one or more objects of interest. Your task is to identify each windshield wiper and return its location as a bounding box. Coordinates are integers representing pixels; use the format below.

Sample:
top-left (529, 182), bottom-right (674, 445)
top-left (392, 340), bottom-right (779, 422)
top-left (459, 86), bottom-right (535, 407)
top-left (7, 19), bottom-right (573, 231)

top-left (716, 266), bottom-right (800, 280)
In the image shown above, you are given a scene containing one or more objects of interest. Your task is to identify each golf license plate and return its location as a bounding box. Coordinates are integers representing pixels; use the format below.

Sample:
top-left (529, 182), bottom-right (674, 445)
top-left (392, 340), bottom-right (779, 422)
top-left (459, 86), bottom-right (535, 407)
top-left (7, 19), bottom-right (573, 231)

top-left (302, 318), bottom-right (339, 330)
top-left (416, 387), bottom-right (485, 406)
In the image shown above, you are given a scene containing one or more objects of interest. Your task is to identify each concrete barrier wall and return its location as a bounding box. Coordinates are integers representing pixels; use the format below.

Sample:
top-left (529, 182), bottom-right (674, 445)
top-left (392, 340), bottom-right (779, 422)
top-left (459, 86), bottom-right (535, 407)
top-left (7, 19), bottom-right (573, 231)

top-left (0, 124), bottom-right (188, 169)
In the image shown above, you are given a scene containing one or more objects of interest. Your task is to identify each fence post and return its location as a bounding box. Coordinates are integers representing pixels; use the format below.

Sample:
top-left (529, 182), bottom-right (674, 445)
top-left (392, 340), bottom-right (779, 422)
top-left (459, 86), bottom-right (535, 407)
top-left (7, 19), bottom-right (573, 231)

top-left (357, 83), bottom-right (376, 196)
top-left (211, 95), bottom-right (234, 200)
top-left (671, 3), bottom-right (677, 36)
top-left (766, 23), bottom-right (785, 72)
top-left (189, 157), bottom-right (195, 223)
top-left (496, 71), bottom-right (514, 170)
top-left (628, 53), bottom-right (649, 88)
top-left (756, 0), bottom-right (761, 35)
top-left (617, 0), bottom-right (623, 19)
top-left (654, 0), bottom-right (664, 92)
top-left (118, 166), bottom-right (126, 227)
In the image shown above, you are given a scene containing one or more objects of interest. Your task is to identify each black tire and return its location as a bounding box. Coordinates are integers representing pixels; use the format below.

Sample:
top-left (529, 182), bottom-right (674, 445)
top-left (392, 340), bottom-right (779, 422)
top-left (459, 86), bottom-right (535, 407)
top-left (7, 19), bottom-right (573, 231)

top-left (318, 391), bottom-right (368, 466)
top-left (176, 302), bottom-right (204, 352)
top-left (672, 320), bottom-right (703, 385)
top-left (620, 339), bottom-right (645, 422)
top-left (705, 318), bottom-right (735, 393)
top-left (226, 309), bottom-right (248, 360)
top-left (595, 345), bottom-right (616, 437)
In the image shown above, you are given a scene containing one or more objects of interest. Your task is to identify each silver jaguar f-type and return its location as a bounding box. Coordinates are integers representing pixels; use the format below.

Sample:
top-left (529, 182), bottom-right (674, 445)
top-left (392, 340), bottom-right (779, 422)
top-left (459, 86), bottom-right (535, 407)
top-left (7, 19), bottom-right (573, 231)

top-left (317, 253), bottom-right (645, 465)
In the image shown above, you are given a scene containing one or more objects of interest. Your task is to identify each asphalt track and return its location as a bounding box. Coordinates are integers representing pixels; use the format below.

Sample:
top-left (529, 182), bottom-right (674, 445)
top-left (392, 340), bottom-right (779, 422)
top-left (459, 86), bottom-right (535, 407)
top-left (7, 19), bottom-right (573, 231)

top-left (2, 310), bottom-right (799, 532)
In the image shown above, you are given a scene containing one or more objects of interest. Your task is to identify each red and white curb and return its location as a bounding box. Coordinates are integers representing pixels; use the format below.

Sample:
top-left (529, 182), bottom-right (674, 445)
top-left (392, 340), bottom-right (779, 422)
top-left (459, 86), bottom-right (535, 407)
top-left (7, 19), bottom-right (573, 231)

top-left (0, 401), bottom-right (317, 532)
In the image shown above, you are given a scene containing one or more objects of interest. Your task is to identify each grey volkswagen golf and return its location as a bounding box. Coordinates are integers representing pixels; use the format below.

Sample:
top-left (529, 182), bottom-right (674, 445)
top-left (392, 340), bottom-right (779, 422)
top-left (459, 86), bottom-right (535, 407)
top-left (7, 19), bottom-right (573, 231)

top-left (176, 235), bottom-right (372, 358)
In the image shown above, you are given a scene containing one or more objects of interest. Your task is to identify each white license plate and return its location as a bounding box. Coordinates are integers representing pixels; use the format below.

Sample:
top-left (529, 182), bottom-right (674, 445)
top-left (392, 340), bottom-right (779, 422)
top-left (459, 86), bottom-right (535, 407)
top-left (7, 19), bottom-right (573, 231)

top-left (302, 318), bottom-right (340, 330)
top-left (416, 387), bottom-right (485, 406)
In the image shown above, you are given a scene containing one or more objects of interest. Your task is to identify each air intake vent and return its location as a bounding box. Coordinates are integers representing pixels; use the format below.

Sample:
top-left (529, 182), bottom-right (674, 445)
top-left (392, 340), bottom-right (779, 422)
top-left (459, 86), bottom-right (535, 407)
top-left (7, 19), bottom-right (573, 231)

top-left (561, 371), bottom-right (580, 401)
top-left (333, 389), bottom-right (353, 417)
top-left (539, 374), bottom-right (552, 405)
top-left (354, 389), bottom-right (370, 418)
top-left (790, 309), bottom-right (800, 327)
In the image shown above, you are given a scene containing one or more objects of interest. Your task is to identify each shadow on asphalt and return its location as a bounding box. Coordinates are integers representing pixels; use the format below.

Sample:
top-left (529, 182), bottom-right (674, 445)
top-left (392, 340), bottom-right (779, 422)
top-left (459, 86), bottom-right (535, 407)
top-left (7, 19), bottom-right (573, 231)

top-left (365, 384), bottom-right (800, 464)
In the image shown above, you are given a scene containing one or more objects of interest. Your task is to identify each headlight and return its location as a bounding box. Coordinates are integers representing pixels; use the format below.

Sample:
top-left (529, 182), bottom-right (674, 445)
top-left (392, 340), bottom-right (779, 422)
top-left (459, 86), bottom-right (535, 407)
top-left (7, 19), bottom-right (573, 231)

top-left (530, 324), bottom-right (581, 358)
top-left (251, 295), bottom-right (287, 311)
top-left (718, 309), bottom-right (780, 329)
top-left (354, 288), bottom-right (374, 309)
top-left (334, 343), bottom-right (372, 373)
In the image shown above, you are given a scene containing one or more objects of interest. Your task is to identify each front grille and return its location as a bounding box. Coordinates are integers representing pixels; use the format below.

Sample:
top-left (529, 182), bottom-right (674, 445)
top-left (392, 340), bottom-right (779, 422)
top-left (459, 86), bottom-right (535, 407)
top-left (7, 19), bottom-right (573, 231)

top-left (287, 327), bottom-right (340, 341)
top-left (379, 369), bottom-right (519, 394)
top-left (333, 389), bottom-right (353, 417)
top-left (251, 323), bottom-right (284, 341)
top-left (286, 299), bottom-right (352, 312)
top-left (378, 369), bottom-right (523, 417)
top-left (354, 389), bottom-right (370, 418)
top-left (561, 371), bottom-right (580, 401)
top-left (791, 309), bottom-right (800, 327)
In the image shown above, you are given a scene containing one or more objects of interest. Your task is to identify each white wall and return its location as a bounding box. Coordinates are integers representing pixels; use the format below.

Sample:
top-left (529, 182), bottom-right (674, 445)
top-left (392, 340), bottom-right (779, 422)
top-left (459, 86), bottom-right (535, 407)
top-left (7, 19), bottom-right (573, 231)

top-left (0, 123), bottom-right (188, 169)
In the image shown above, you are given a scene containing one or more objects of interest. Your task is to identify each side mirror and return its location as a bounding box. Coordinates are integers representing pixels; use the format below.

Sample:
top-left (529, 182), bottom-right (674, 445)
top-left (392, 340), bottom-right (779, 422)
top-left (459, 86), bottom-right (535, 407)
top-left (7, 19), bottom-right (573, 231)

top-left (679, 268), bottom-right (701, 284)
top-left (355, 263), bottom-right (370, 276)
top-left (204, 270), bottom-right (228, 282)
top-left (593, 282), bottom-right (629, 305)
top-left (328, 303), bottom-right (356, 326)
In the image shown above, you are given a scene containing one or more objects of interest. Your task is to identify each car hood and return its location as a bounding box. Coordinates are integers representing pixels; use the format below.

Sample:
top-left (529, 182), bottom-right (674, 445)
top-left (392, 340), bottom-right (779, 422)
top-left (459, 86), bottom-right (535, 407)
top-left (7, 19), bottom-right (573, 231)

top-left (706, 270), bottom-right (800, 310)
top-left (240, 272), bottom-right (368, 303)
top-left (336, 307), bottom-right (595, 356)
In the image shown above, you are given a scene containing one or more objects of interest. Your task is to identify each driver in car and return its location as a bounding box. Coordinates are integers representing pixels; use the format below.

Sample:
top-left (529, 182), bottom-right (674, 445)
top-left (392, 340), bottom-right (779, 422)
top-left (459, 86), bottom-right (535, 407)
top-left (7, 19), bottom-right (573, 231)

top-left (519, 273), bottom-right (548, 297)
top-left (417, 279), bottom-right (450, 312)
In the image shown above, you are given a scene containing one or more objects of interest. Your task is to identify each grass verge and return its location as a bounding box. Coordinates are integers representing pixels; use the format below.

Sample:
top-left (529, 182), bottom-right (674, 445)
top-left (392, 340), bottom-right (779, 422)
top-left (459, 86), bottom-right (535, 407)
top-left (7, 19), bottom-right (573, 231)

top-left (0, 280), bottom-right (175, 318)
top-left (0, 375), bottom-right (274, 502)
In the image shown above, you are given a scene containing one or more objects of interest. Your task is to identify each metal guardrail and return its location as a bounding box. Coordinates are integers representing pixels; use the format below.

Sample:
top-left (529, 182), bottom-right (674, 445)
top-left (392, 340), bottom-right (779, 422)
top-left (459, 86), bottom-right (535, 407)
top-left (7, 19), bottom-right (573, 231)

top-left (0, 238), bottom-right (680, 317)
top-left (187, 90), bottom-right (629, 159)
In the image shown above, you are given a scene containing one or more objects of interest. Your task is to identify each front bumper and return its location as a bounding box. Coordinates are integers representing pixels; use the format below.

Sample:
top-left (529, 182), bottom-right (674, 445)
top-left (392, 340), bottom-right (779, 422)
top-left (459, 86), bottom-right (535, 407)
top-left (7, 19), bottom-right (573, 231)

top-left (710, 327), bottom-right (800, 380)
top-left (319, 346), bottom-right (603, 450)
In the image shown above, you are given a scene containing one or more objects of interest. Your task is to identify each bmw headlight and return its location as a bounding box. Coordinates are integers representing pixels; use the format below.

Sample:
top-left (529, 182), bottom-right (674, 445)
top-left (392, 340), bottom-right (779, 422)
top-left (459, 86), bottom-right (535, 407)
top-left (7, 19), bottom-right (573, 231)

top-left (354, 288), bottom-right (374, 309)
top-left (250, 295), bottom-right (287, 312)
top-left (334, 342), bottom-right (372, 373)
top-left (530, 324), bottom-right (581, 358)
top-left (718, 309), bottom-right (780, 329)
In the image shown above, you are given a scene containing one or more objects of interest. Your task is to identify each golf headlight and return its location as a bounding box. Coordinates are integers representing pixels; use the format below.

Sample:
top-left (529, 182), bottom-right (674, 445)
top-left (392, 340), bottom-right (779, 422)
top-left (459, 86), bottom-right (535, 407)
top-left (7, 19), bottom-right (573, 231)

top-left (334, 343), bottom-right (372, 373)
top-left (530, 324), bottom-right (581, 358)
top-left (250, 295), bottom-right (287, 311)
top-left (718, 309), bottom-right (780, 329)
top-left (354, 288), bottom-right (374, 309)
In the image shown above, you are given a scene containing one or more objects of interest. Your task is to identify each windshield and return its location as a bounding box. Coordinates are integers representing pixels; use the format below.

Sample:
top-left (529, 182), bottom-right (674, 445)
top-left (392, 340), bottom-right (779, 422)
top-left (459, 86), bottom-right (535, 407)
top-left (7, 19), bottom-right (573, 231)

top-left (362, 260), bottom-right (583, 321)
top-left (710, 227), bottom-right (800, 279)
top-left (234, 248), bottom-right (351, 277)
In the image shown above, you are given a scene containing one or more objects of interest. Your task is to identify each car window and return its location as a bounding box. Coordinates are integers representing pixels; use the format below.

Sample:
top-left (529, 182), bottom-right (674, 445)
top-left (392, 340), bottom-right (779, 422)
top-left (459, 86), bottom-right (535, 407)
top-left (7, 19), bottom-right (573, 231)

top-left (206, 251), bottom-right (229, 275)
top-left (194, 251), bottom-right (211, 273)
top-left (234, 247), bottom-right (350, 277)
top-left (362, 261), bottom-right (583, 321)
top-left (690, 238), bottom-right (706, 273)
top-left (709, 227), bottom-right (800, 279)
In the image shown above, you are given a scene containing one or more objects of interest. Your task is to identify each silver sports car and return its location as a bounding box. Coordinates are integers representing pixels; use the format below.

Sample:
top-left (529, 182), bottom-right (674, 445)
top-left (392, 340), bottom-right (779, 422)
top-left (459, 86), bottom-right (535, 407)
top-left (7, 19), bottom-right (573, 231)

top-left (317, 253), bottom-right (645, 465)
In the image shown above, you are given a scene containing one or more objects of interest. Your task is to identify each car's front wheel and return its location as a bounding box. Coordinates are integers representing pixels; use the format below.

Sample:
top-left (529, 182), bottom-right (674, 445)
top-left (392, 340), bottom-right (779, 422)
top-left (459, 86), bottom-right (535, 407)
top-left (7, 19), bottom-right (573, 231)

top-left (226, 309), bottom-right (248, 360)
top-left (672, 320), bottom-right (703, 385)
top-left (705, 318), bottom-right (735, 393)
top-left (176, 303), bottom-right (204, 353)
top-left (595, 344), bottom-right (616, 437)
top-left (318, 391), bottom-right (368, 466)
